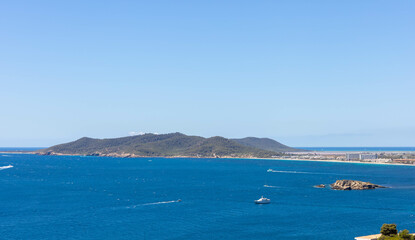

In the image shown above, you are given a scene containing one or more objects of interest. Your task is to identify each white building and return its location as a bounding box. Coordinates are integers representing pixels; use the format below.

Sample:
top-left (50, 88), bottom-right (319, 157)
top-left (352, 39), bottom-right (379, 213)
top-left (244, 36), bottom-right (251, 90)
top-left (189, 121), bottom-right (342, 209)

top-left (346, 153), bottom-right (360, 161)
top-left (375, 158), bottom-right (392, 163)
top-left (346, 153), bottom-right (378, 161)
top-left (360, 154), bottom-right (377, 160)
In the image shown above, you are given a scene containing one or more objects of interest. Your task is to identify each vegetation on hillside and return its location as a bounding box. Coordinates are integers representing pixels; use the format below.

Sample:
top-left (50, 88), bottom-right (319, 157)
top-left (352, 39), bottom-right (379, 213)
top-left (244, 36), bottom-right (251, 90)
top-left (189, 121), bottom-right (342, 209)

top-left (231, 137), bottom-right (304, 152)
top-left (37, 133), bottom-right (298, 158)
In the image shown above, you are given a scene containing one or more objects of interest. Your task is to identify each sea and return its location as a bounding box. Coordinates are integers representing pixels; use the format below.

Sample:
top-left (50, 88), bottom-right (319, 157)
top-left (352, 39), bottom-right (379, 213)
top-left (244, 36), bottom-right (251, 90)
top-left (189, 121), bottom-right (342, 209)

top-left (0, 147), bottom-right (44, 152)
top-left (1, 154), bottom-right (415, 239)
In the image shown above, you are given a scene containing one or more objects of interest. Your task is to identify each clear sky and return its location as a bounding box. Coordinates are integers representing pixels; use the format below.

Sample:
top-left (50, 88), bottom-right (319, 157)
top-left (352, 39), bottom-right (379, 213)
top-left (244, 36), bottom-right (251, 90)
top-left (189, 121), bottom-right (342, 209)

top-left (1, 1), bottom-right (414, 147)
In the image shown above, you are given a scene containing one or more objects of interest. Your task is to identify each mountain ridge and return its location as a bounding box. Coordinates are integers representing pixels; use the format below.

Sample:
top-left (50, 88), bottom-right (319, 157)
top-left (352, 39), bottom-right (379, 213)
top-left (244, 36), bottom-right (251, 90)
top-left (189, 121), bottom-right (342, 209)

top-left (37, 133), bottom-right (303, 158)
top-left (231, 137), bottom-right (300, 152)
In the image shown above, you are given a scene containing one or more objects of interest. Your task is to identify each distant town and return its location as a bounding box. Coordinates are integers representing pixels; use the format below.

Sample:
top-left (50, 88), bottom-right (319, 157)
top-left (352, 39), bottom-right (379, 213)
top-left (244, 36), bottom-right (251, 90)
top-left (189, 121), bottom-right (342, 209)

top-left (279, 151), bottom-right (415, 165)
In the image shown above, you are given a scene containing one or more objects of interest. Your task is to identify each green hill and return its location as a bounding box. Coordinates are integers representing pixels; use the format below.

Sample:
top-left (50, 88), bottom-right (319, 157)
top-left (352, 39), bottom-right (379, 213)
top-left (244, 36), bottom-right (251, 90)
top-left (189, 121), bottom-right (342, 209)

top-left (37, 133), bottom-right (301, 158)
top-left (231, 137), bottom-right (303, 152)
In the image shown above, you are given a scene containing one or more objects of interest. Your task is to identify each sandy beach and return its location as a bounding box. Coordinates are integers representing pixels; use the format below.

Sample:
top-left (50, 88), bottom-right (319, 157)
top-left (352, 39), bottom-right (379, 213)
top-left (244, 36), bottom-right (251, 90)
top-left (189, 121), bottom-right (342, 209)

top-left (2, 151), bottom-right (414, 167)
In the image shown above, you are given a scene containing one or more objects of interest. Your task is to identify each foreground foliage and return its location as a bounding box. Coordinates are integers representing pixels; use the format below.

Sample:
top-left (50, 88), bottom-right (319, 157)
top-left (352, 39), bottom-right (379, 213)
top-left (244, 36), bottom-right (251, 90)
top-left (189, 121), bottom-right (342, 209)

top-left (378, 224), bottom-right (414, 240)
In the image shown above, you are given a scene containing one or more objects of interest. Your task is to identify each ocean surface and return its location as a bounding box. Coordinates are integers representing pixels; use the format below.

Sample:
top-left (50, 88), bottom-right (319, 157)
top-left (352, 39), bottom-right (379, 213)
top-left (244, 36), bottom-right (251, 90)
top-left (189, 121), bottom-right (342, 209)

top-left (1, 154), bottom-right (414, 240)
top-left (0, 147), bottom-right (44, 152)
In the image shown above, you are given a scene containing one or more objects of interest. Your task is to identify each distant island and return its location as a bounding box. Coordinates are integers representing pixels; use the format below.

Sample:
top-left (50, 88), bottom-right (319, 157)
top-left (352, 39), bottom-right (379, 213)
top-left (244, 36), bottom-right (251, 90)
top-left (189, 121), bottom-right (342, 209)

top-left (37, 132), bottom-right (304, 158)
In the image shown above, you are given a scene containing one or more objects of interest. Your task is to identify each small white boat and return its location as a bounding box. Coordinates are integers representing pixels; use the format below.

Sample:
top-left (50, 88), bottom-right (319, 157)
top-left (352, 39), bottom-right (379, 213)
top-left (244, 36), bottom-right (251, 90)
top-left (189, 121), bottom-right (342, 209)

top-left (254, 196), bottom-right (271, 204)
top-left (267, 169), bottom-right (273, 172)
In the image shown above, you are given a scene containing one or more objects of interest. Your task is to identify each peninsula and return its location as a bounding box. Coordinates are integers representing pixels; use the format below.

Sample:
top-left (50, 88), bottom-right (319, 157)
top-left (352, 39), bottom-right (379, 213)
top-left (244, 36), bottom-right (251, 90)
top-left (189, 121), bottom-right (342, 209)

top-left (37, 132), bottom-right (303, 158)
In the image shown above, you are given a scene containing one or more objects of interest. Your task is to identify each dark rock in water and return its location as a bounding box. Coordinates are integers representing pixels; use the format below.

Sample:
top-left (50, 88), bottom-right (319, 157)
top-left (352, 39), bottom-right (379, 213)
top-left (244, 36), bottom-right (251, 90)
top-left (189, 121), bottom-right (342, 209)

top-left (37, 151), bottom-right (54, 156)
top-left (86, 153), bottom-right (100, 156)
top-left (314, 184), bottom-right (326, 188)
top-left (330, 180), bottom-right (386, 190)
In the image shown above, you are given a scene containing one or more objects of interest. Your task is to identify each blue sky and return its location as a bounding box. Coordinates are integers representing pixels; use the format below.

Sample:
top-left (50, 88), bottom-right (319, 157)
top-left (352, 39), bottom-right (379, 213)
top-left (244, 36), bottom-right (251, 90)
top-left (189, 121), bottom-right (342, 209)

top-left (1, 1), bottom-right (414, 147)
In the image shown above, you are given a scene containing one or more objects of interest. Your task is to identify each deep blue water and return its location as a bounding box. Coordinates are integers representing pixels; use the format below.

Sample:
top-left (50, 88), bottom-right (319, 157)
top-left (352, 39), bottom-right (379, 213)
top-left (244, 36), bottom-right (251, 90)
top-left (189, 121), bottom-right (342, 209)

top-left (0, 147), bottom-right (44, 152)
top-left (1, 154), bottom-right (414, 240)
top-left (297, 147), bottom-right (415, 152)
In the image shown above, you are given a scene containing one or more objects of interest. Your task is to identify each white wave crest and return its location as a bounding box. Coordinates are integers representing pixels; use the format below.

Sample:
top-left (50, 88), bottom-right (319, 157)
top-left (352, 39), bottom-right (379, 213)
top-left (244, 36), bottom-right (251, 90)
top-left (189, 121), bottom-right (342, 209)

top-left (268, 169), bottom-right (310, 174)
top-left (0, 165), bottom-right (13, 170)
top-left (127, 199), bottom-right (181, 208)
top-left (267, 169), bottom-right (359, 176)
top-left (142, 200), bottom-right (178, 206)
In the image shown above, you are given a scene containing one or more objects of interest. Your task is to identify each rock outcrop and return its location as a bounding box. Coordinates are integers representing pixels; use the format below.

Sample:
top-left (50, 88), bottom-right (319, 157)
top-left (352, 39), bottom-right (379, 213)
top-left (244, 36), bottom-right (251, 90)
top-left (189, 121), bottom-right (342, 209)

top-left (314, 184), bottom-right (326, 188)
top-left (330, 180), bottom-right (386, 190)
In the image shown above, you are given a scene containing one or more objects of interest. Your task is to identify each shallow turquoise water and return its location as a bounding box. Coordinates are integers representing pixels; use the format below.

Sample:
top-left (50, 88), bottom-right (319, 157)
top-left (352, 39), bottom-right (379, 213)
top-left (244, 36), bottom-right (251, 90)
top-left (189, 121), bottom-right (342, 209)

top-left (1, 154), bottom-right (414, 239)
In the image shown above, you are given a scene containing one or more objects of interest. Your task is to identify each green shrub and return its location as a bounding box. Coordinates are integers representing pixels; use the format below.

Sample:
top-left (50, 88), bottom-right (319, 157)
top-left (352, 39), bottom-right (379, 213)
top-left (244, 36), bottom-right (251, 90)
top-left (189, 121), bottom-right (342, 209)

top-left (378, 236), bottom-right (402, 240)
top-left (381, 224), bottom-right (398, 236)
top-left (399, 229), bottom-right (411, 240)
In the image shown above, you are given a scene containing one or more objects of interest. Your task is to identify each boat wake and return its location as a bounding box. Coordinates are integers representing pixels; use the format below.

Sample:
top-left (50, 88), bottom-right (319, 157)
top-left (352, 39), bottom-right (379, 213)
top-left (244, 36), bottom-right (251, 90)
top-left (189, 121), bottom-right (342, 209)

top-left (0, 165), bottom-right (13, 170)
top-left (268, 169), bottom-right (311, 174)
top-left (142, 200), bottom-right (179, 206)
top-left (127, 199), bottom-right (181, 208)
top-left (267, 169), bottom-right (361, 177)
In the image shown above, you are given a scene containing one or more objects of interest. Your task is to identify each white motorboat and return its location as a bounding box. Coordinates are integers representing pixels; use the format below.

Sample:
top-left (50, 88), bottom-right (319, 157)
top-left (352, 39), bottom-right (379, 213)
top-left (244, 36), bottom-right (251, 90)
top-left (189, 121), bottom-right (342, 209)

top-left (267, 169), bottom-right (273, 172)
top-left (254, 196), bottom-right (270, 204)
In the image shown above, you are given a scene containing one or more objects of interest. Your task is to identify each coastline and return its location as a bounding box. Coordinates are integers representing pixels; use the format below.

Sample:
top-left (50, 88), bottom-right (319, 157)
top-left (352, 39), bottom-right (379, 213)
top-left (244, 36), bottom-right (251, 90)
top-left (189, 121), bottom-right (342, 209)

top-left (258, 157), bottom-right (415, 167)
top-left (3, 151), bottom-right (415, 167)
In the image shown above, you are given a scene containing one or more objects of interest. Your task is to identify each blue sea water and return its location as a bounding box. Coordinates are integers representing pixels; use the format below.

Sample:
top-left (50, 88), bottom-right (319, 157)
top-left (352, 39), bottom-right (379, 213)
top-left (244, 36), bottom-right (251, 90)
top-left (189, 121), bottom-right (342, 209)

top-left (0, 147), bottom-right (44, 152)
top-left (1, 154), bottom-right (414, 240)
